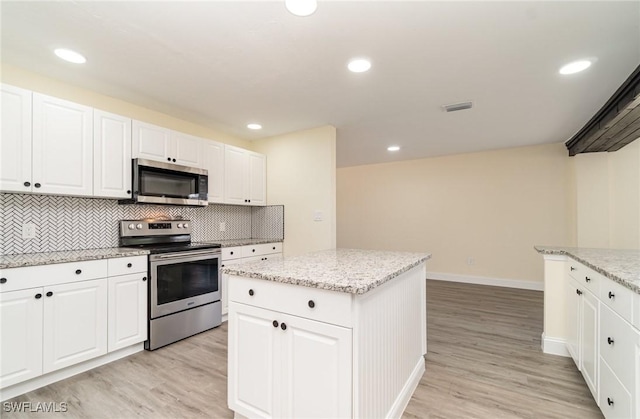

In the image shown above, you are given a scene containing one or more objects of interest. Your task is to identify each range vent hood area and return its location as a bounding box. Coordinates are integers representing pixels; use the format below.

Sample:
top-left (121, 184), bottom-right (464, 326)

top-left (566, 65), bottom-right (640, 156)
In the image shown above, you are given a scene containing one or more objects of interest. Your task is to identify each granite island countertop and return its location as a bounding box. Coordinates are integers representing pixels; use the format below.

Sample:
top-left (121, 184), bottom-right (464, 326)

top-left (535, 246), bottom-right (640, 294)
top-left (0, 248), bottom-right (150, 269)
top-left (222, 248), bottom-right (431, 294)
top-left (200, 238), bottom-right (283, 247)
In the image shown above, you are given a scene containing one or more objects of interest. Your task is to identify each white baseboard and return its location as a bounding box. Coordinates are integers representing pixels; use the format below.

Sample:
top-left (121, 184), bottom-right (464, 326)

top-left (386, 356), bottom-right (425, 419)
top-left (541, 333), bottom-right (569, 357)
top-left (427, 271), bottom-right (544, 291)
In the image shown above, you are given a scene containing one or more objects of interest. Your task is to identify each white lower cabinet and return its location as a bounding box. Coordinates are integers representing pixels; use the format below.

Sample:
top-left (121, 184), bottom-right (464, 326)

top-left (0, 255), bottom-right (147, 395)
top-left (0, 288), bottom-right (44, 388)
top-left (107, 272), bottom-right (147, 352)
top-left (228, 302), bottom-right (352, 419)
top-left (43, 279), bottom-right (108, 373)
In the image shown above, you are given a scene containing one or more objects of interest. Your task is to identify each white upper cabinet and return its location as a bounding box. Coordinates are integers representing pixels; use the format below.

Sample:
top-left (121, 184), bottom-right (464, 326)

top-left (0, 84), bottom-right (32, 193)
top-left (132, 121), bottom-right (203, 168)
top-left (224, 145), bottom-right (266, 206)
top-left (132, 120), bottom-right (172, 163)
top-left (171, 131), bottom-right (204, 168)
top-left (203, 140), bottom-right (225, 203)
top-left (32, 93), bottom-right (93, 197)
top-left (93, 110), bottom-right (132, 199)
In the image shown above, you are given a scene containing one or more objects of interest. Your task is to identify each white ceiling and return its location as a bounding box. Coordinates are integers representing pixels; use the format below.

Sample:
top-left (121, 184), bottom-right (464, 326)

top-left (1, 1), bottom-right (639, 167)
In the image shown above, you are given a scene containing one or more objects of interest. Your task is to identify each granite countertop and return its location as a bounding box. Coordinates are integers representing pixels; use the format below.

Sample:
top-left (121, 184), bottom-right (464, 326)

top-left (0, 248), bottom-right (150, 269)
top-left (535, 246), bottom-right (640, 294)
top-left (222, 248), bottom-right (431, 295)
top-left (202, 238), bottom-right (283, 248)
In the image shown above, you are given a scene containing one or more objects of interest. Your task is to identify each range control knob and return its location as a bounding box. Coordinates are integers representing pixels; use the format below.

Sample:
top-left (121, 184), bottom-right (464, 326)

top-left (183, 223), bottom-right (189, 229)
top-left (177, 223), bottom-right (183, 228)
top-left (136, 223), bottom-right (143, 230)
top-left (128, 223), bottom-right (136, 230)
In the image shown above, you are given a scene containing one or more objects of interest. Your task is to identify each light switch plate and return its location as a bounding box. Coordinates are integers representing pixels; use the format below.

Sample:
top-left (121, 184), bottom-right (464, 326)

top-left (219, 222), bottom-right (226, 232)
top-left (313, 210), bottom-right (323, 221)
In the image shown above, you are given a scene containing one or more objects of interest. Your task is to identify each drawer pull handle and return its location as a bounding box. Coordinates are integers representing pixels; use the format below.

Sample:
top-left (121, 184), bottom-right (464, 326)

top-left (252, 249), bottom-right (256, 252)
top-left (0, 278), bottom-right (6, 284)
top-left (248, 289), bottom-right (254, 296)
top-left (46, 291), bottom-right (53, 297)
top-left (607, 397), bottom-right (614, 406)
top-left (24, 181), bottom-right (31, 187)
top-left (576, 289), bottom-right (582, 296)
top-left (273, 320), bottom-right (279, 328)
top-left (570, 266), bottom-right (576, 271)
top-left (585, 276), bottom-right (591, 282)
top-left (280, 323), bottom-right (287, 331)
top-left (75, 269), bottom-right (82, 275)
top-left (142, 277), bottom-right (147, 281)
top-left (608, 291), bottom-right (615, 299)
top-left (34, 183), bottom-right (41, 188)
top-left (607, 337), bottom-right (614, 345)
top-left (127, 263), bottom-right (132, 268)
top-left (308, 300), bottom-right (315, 308)
top-left (35, 293), bottom-right (42, 299)
top-left (273, 246), bottom-right (276, 250)
top-left (230, 251), bottom-right (234, 255)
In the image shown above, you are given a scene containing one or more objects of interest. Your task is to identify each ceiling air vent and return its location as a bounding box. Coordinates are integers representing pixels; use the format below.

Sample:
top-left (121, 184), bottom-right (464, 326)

top-left (443, 101), bottom-right (473, 112)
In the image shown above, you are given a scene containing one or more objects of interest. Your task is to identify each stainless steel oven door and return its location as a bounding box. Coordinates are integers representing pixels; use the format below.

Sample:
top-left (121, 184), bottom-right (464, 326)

top-left (149, 249), bottom-right (221, 319)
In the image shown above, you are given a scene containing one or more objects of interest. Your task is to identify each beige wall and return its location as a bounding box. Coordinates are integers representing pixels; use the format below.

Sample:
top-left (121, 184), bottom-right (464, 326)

top-left (575, 138), bottom-right (640, 249)
top-left (337, 142), bottom-right (575, 284)
top-left (253, 126), bottom-right (336, 257)
top-left (1, 63), bottom-right (250, 148)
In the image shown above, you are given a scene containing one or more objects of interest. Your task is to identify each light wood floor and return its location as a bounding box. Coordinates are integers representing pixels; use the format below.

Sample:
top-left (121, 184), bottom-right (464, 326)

top-left (4, 280), bottom-right (602, 418)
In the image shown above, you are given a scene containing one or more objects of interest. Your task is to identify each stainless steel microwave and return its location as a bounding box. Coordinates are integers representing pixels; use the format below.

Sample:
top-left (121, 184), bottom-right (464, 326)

top-left (125, 159), bottom-right (209, 206)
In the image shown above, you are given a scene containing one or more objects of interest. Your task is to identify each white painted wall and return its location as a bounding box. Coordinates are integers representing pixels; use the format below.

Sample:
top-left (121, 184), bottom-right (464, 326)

top-left (337, 142), bottom-right (575, 286)
top-left (252, 126), bottom-right (336, 257)
top-left (575, 138), bottom-right (640, 249)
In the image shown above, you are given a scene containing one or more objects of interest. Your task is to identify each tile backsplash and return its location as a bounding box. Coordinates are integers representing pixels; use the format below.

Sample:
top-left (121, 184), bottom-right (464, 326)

top-left (0, 193), bottom-right (284, 255)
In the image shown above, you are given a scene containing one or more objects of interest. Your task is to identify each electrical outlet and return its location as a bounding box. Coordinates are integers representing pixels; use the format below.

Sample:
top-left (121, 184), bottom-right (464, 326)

top-left (313, 210), bottom-right (323, 221)
top-left (219, 222), bottom-right (226, 232)
top-left (22, 223), bottom-right (36, 239)
top-left (466, 257), bottom-right (475, 266)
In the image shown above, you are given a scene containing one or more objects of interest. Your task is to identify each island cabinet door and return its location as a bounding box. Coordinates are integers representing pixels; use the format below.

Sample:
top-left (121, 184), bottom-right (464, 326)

top-left (228, 302), bottom-right (278, 419)
top-left (279, 313), bottom-right (352, 419)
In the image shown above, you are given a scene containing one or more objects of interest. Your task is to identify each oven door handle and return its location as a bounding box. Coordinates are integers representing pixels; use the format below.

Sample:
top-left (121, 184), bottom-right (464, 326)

top-left (152, 250), bottom-right (221, 260)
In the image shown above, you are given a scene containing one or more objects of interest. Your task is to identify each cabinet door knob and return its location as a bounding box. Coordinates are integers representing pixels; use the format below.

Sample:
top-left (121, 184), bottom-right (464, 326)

top-left (46, 291), bottom-right (53, 297)
top-left (607, 397), bottom-right (614, 406)
top-left (280, 323), bottom-right (287, 331)
top-left (127, 190), bottom-right (131, 194)
top-left (167, 158), bottom-right (171, 162)
top-left (570, 266), bottom-right (576, 271)
top-left (585, 276), bottom-right (591, 282)
top-left (607, 337), bottom-right (614, 345)
top-left (24, 181), bottom-right (31, 187)
top-left (34, 183), bottom-right (41, 188)
top-left (608, 291), bottom-right (615, 299)
top-left (248, 289), bottom-right (254, 296)
top-left (127, 263), bottom-right (133, 268)
top-left (142, 277), bottom-right (147, 281)
top-left (576, 289), bottom-right (582, 296)
top-left (272, 320), bottom-right (279, 328)
top-left (75, 269), bottom-right (82, 275)
top-left (230, 251), bottom-right (234, 255)
top-left (172, 158), bottom-right (176, 162)
top-left (221, 264), bottom-right (225, 268)
top-left (308, 300), bottom-right (315, 308)
top-left (252, 249), bottom-right (255, 252)
top-left (272, 246), bottom-right (276, 250)
top-left (35, 293), bottom-right (42, 299)
top-left (0, 278), bottom-right (6, 284)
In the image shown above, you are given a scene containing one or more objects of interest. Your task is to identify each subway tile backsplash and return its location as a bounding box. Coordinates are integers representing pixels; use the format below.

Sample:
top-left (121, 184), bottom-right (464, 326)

top-left (0, 193), bottom-right (284, 255)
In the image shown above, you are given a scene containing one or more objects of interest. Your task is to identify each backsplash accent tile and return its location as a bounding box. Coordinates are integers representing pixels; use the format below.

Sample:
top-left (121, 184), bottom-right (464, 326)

top-left (0, 194), bottom-right (284, 255)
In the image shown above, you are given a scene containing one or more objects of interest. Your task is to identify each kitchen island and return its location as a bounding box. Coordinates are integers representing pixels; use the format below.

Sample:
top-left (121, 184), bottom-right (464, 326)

top-left (222, 248), bottom-right (430, 419)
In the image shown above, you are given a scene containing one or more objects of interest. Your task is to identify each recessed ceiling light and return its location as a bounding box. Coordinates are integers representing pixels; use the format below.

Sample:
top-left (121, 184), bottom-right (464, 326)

top-left (559, 59), bottom-right (592, 75)
top-left (387, 146), bottom-right (400, 152)
top-left (285, 0), bottom-right (317, 17)
top-left (348, 59), bottom-right (371, 73)
top-left (247, 123), bottom-right (262, 130)
top-left (54, 48), bottom-right (86, 64)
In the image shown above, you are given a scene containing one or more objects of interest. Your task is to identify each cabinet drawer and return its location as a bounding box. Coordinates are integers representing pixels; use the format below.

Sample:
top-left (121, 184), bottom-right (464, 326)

top-left (222, 246), bottom-right (243, 261)
top-left (566, 259), bottom-right (583, 281)
top-left (242, 242), bottom-right (282, 258)
top-left (599, 359), bottom-right (632, 419)
top-left (599, 278), bottom-right (634, 324)
top-left (107, 256), bottom-right (147, 276)
top-left (0, 259), bottom-right (108, 293)
top-left (581, 265), bottom-right (601, 296)
top-left (228, 276), bottom-right (352, 328)
top-left (600, 304), bottom-right (636, 391)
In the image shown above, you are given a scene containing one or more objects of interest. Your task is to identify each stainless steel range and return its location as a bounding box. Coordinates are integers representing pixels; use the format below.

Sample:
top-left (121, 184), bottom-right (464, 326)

top-left (119, 219), bottom-right (221, 350)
